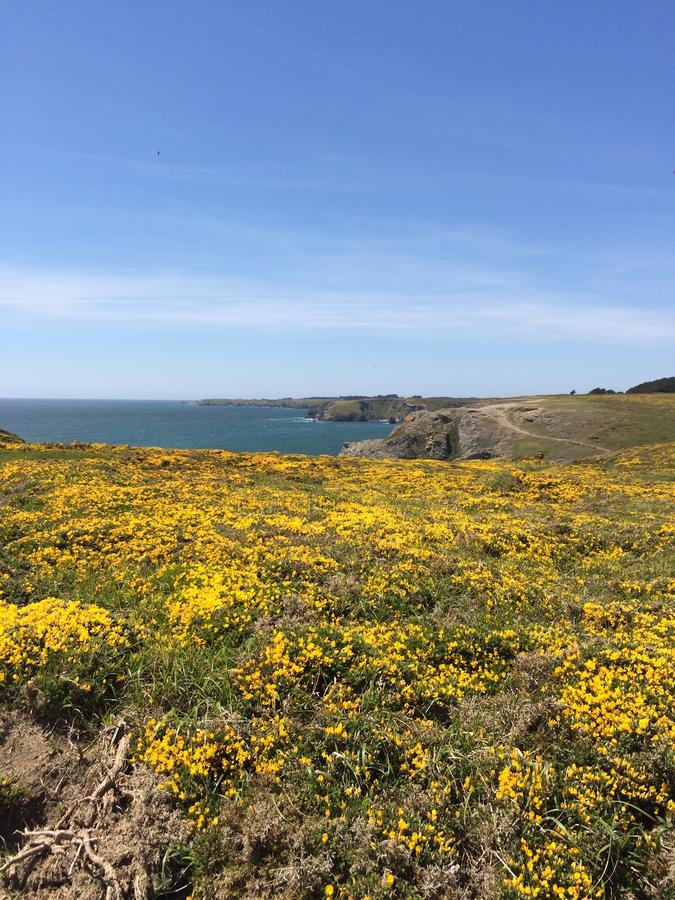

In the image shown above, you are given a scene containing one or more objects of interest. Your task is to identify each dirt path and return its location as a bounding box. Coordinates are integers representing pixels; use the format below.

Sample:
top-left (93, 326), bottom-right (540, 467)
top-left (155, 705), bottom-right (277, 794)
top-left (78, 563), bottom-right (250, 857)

top-left (476, 402), bottom-right (611, 456)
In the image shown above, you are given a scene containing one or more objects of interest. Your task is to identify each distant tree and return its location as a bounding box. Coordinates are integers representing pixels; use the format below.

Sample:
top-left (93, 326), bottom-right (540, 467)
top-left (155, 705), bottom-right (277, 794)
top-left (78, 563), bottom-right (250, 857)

top-left (588, 387), bottom-right (616, 395)
top-left (626, 376), bottom-right (675, 394)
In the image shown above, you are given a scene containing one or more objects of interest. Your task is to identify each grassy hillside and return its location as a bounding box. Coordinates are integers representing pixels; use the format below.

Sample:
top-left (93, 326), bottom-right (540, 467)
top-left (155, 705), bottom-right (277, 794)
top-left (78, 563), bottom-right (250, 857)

top-left (322, 399), bottom-right (369, 420)
top-left (503, 394), bottom-right (675, 460)
top-left (0, 438), bottom-right (673, 898)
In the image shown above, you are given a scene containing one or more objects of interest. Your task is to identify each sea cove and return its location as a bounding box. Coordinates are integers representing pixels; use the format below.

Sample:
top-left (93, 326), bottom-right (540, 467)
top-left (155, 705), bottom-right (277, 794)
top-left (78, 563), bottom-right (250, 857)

top-left (0, 399), bottom-right (393, 456)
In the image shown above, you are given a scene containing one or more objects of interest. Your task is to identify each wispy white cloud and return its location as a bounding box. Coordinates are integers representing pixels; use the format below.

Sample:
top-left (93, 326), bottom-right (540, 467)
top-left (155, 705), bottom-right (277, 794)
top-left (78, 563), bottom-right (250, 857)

top-left (1, 263), bottom-right (672, 344)
top-left (29, 146), bottom-right (675, 203)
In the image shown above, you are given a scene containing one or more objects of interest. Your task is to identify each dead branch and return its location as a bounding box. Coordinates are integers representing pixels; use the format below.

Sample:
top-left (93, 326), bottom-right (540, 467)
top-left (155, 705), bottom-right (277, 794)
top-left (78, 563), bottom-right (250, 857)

top-left (54, 723), bottom-right (131, 828)
top-left (1, 722), bottom-right (133, 897)
top-left (82, 832), bottom-right (123, 900)
top-left (0, 828), bottom-right (78, 874)
top-left (90, 732), bottom-right (131, 801)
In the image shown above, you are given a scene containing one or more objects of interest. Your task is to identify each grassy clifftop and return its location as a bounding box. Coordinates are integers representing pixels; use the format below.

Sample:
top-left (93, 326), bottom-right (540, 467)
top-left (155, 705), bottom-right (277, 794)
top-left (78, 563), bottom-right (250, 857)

top-left (501, 393), bottom-right (675, 457)
top-left (1, 438), bottom-right (673, 897)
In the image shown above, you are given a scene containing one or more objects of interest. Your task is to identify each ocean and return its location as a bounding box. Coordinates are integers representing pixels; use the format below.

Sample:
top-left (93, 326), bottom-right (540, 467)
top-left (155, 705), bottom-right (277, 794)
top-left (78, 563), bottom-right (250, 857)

top-left (0, 399), bottom-right (393, 456)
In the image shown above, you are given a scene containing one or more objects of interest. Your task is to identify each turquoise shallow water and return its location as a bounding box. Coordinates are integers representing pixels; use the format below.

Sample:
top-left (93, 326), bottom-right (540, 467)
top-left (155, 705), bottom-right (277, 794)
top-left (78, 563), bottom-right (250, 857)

top-left (0, 399), bottom-right (393, 456)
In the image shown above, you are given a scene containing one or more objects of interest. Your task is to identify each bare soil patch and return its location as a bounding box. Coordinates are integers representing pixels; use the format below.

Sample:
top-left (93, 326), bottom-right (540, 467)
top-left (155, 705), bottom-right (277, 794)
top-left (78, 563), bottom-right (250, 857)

top-left (0, 712), bottom-right (189, 900)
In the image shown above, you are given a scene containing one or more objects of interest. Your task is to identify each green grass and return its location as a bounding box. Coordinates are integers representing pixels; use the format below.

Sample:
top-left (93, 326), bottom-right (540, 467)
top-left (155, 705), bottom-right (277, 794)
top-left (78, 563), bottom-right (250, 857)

top-left (324, 399), bottom-right (366, 420)
top-left (511, 394), bottom-right (675, 450)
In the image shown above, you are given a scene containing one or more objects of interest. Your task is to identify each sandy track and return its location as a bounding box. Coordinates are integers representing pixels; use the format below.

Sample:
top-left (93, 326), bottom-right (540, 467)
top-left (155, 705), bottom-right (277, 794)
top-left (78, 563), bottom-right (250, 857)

top-left (476, 402), bottom-right (611, 456)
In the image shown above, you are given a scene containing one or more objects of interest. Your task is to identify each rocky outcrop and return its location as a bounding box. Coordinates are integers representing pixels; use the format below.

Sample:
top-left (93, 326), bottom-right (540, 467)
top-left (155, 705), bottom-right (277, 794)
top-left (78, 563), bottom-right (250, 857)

top-left (0, 429), bottom-right (24, 444)
top-left (312, 401), bottom-right (369, 422)
top-left (341, 411), bottom-right (454, 459)
top-left (310, 397), bottom-right (425, 423)
top-left (340, 408), bottom-right (509, 461)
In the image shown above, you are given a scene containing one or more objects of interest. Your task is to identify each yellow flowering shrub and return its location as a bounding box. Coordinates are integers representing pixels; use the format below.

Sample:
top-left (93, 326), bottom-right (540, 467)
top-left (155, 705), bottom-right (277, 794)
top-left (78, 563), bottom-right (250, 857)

top-left (552, 608), bottom-right (675, 749)
top-left (136, 713), bottom-right (295, 828)
top-left (167, 560), bottom-right (279, 643)
top-left (0, 597), bottom-right (130, 708)
top-left (495, 749), bottom-right (551, 824)
top-left (0, 435), bottom-right (673, 896)
top-left (504, 838), bottom-right (601, 899)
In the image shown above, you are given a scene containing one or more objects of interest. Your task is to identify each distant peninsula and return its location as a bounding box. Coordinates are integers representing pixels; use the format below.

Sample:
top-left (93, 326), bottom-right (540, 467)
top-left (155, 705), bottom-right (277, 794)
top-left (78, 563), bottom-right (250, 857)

top-left (200, 387), bottom-right (675, 463)
top-left (198, 394), bottom-right (479, 423)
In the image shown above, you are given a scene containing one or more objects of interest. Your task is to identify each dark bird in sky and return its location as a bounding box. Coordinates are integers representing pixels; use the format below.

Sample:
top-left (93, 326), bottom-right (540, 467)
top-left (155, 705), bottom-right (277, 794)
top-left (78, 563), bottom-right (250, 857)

top-left (157, 150), bottom-right (160, 157)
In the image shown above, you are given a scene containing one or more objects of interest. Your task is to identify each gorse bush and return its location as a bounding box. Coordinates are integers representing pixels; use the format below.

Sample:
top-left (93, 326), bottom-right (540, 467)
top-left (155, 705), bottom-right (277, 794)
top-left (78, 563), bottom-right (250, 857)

top-left (0, 596), bottom-right (131, 715)
top-left (0, 439), bottom-right (673, 897)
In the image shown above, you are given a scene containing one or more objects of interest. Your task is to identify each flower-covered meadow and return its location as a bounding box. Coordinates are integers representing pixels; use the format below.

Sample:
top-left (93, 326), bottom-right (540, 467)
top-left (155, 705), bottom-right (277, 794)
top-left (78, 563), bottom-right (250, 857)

top-left (0, 439), bottom-right (673, 897)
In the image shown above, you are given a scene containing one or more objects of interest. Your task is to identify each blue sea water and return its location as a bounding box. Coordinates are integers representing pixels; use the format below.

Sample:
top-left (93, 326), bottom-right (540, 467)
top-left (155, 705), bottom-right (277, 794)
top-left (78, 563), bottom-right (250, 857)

top-left (0, 399), bottom-right (393, 456)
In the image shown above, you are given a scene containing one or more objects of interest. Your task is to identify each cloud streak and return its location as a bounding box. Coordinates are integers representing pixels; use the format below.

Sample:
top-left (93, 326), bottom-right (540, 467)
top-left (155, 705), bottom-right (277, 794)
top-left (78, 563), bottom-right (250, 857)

top-left (30, 147), bottom-right (675, 204)
top-left (1, 264), bottom-right (672, 344)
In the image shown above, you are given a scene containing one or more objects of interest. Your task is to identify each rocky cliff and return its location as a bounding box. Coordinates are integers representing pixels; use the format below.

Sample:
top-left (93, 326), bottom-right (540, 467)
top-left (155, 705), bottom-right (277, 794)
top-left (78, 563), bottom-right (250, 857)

top-left (340, 408), bottom-right (507, 460)
top-left (310, 397), bottom-right (424, 423)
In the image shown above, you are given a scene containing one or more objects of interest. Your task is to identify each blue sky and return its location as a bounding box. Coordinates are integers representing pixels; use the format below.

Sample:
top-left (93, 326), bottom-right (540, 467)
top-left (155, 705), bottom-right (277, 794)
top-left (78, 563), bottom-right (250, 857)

top-left (1, 1), bottom-right (673, 399)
